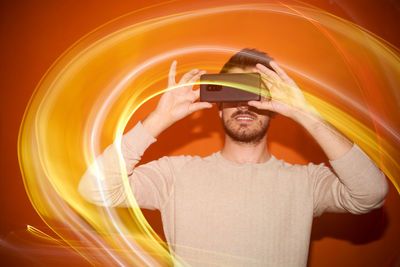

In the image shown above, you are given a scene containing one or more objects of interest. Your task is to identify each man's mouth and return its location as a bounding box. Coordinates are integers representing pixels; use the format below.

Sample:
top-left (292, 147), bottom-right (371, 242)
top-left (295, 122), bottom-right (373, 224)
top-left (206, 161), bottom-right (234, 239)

top-left (234, 114), bottom-right (255, 122)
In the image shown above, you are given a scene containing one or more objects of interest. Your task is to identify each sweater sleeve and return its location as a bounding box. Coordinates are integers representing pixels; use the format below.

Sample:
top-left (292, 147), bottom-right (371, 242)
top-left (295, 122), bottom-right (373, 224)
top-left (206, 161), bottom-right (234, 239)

top-left (78, 122), bottom-right (182, 210)
top-left (311, 144), bottom-right (389, 217)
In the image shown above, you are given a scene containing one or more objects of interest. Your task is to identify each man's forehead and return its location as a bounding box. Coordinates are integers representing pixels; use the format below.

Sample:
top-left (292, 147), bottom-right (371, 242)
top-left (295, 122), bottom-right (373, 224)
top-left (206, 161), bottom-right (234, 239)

top-left (227, 66), bottom-right (258, 73)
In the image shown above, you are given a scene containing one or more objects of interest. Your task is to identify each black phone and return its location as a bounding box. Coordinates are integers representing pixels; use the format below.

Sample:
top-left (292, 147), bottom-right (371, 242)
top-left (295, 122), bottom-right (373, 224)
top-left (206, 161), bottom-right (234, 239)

top-left (200, 73), bottom-right (262, 102)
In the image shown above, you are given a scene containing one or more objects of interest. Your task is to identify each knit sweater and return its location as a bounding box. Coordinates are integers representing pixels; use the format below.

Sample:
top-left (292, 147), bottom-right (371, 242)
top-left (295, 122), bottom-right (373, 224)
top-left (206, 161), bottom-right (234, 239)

top-left (78, 122), bottom-right (388, 267)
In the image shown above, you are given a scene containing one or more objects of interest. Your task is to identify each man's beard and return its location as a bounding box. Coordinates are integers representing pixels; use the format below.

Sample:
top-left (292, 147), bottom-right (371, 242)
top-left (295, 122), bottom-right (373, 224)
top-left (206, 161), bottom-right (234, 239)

top-left (222, 110), bottom-right (270, 144)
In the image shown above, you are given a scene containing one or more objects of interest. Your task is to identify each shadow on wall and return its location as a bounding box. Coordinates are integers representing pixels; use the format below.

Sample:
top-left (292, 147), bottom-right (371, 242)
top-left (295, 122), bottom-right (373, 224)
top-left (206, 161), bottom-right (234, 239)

top-left (311, 207), bottom-right (388, 244)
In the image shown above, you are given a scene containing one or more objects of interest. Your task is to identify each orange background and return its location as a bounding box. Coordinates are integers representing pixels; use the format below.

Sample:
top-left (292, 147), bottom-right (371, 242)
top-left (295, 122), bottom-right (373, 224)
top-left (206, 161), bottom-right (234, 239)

top-left (1, 0), bottom-right (399, 266)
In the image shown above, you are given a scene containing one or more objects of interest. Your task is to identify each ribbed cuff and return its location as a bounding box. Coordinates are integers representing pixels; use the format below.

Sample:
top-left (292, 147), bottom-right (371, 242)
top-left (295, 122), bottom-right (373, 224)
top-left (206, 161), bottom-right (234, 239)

top-left (121, 121), bottom-right (157, 160)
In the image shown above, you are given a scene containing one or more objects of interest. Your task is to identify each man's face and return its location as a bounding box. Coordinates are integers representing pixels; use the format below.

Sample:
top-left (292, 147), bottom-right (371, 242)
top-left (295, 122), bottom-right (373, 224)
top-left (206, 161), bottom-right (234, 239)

top-left (219, 67), bottom-right (271, 144)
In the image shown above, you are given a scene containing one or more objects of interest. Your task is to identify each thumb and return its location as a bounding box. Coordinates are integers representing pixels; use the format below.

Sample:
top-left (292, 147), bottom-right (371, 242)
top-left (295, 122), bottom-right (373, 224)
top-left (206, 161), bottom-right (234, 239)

top-left (248, 100), bottom-right (275, 111)
top-left (188, 102), bottom-right (213, 114)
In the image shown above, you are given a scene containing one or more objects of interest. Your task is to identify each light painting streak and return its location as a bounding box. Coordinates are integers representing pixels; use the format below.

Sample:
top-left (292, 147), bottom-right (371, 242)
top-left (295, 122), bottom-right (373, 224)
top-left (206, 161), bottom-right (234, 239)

top-left (17, 0), bottom-right (400, 265)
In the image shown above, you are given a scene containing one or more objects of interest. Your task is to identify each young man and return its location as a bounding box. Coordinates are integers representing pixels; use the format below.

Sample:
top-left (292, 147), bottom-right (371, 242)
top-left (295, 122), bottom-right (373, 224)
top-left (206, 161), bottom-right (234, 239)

top-left (79, 49), bottom-right (388, 266)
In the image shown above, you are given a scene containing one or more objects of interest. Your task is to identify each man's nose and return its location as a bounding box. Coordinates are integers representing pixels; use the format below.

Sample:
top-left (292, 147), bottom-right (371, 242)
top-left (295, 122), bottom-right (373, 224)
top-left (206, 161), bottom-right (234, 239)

top-left (236, 102), bottom-right (249, 110)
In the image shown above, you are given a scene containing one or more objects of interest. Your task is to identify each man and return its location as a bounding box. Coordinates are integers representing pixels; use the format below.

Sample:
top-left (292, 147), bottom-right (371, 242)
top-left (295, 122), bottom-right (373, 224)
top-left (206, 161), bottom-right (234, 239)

top-left (79, 49), bottom-right (388, 266)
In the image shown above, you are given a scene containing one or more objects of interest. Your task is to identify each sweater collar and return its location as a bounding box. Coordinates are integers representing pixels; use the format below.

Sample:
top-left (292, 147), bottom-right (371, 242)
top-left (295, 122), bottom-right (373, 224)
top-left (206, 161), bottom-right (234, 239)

top-left (214, 151), bottom-right (276, 168)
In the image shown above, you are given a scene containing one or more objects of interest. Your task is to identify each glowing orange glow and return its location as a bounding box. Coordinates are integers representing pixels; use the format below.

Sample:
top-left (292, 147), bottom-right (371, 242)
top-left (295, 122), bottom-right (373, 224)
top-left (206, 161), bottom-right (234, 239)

top-left (17, 0), bottom-right (399, 265)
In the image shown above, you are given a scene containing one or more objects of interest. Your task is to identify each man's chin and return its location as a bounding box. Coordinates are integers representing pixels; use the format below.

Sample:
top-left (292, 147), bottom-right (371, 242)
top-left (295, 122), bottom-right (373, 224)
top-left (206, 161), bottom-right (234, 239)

top-left (222, 118), bottom-right (270, 144)
top-left (224, 128), bottom-right (266, 144)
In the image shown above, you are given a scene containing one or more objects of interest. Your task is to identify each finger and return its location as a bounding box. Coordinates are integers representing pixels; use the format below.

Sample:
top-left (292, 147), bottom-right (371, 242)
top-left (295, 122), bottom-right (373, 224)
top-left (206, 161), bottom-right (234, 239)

top-left (259, 73), bottom-right (280, 96)
top-left (259, 74), bottom-right (276, 91)
top-left (256, 64), bottom-right (282, 93)
top-left (191, 88), bottom-right (199, 100)
top-left (178, 71), bottom-right (205, 98)
top-left (168, 60), bottom-right (177, 86)
top-left (188, 102), bottom-right (213, 113)
top-left (185, 70), bottom-right (206, 90)
top-left (247, 100), bottom-right (274, 111)
top-left (190, 73), bottom-right (215, 100)
top-left (187, 70), bottom-right (206, 85)
top-left (178, 69), bottom-right (199, 85)
top-left (269, 61), bottom-right (292, 83)
top-left (190, 88), bottom-right (201, 102)
top-left (256, 63), bottom-right (282, 82)
top-left (260, 90), bottom-right (271, 100)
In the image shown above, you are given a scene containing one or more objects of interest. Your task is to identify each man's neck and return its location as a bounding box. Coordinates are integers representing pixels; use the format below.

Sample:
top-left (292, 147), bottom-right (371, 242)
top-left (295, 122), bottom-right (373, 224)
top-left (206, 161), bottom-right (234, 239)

top-left (220, 135), bottom-right (271, 164)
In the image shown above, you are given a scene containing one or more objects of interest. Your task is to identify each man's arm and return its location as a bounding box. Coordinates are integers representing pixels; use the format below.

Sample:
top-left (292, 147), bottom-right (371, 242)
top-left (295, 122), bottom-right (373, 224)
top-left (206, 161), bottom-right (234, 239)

top-left (248, 61), bottom-right (389, 214)
top-left (78, 122), bottom-right (165, 208)
top-left (310, 144), bottom-right (387, 216)
top-left (250, 61), bottom-right (353, 159)
top-left (78, 61), bottom-right (212, 208)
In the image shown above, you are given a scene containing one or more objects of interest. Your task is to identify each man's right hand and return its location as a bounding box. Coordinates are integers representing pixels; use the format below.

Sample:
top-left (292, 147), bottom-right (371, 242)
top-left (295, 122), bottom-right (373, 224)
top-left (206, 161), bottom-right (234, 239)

top-left (142, 60), bottom-right (212, 137)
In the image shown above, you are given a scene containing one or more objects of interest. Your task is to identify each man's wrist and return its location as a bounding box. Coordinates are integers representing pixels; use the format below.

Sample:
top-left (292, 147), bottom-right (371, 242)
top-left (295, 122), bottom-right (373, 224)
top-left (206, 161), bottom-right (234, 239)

top-left (142, 111), bottom-right (171, 138)
top-left (291, 106), bottom-right (353, 160)
top-left (290, 103), bottom-right (322, 126)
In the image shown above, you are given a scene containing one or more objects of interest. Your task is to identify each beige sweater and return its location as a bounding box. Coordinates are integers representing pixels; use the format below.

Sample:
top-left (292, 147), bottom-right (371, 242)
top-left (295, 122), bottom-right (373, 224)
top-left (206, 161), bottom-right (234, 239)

top-left (79, 122), bottom-right (388, 267)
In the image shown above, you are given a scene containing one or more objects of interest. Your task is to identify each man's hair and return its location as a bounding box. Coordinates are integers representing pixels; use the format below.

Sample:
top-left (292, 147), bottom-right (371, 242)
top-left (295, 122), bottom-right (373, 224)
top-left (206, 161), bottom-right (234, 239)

top-left (220, 48), bottom-right (274, 73)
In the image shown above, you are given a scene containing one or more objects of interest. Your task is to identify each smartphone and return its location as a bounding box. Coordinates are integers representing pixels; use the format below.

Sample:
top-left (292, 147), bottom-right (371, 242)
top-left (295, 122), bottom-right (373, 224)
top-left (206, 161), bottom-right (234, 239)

top-left (200, 73), bottom-right (261, 102)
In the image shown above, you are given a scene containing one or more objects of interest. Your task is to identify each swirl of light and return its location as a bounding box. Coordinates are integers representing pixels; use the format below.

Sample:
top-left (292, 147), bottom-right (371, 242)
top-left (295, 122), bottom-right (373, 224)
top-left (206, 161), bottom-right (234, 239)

top-left (18, 0), bottom-right (400, 265)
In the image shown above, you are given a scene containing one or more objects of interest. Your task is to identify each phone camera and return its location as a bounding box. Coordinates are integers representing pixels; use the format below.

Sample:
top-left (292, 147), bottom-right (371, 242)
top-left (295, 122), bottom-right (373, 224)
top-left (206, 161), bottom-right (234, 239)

top-left (207, 84), bottom-right (222, 91)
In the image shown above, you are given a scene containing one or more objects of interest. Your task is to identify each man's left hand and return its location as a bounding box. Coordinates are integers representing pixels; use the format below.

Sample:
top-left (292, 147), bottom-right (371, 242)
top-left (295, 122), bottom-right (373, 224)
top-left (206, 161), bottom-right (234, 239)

top-left (248, 61), bottom-right (319, 122)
